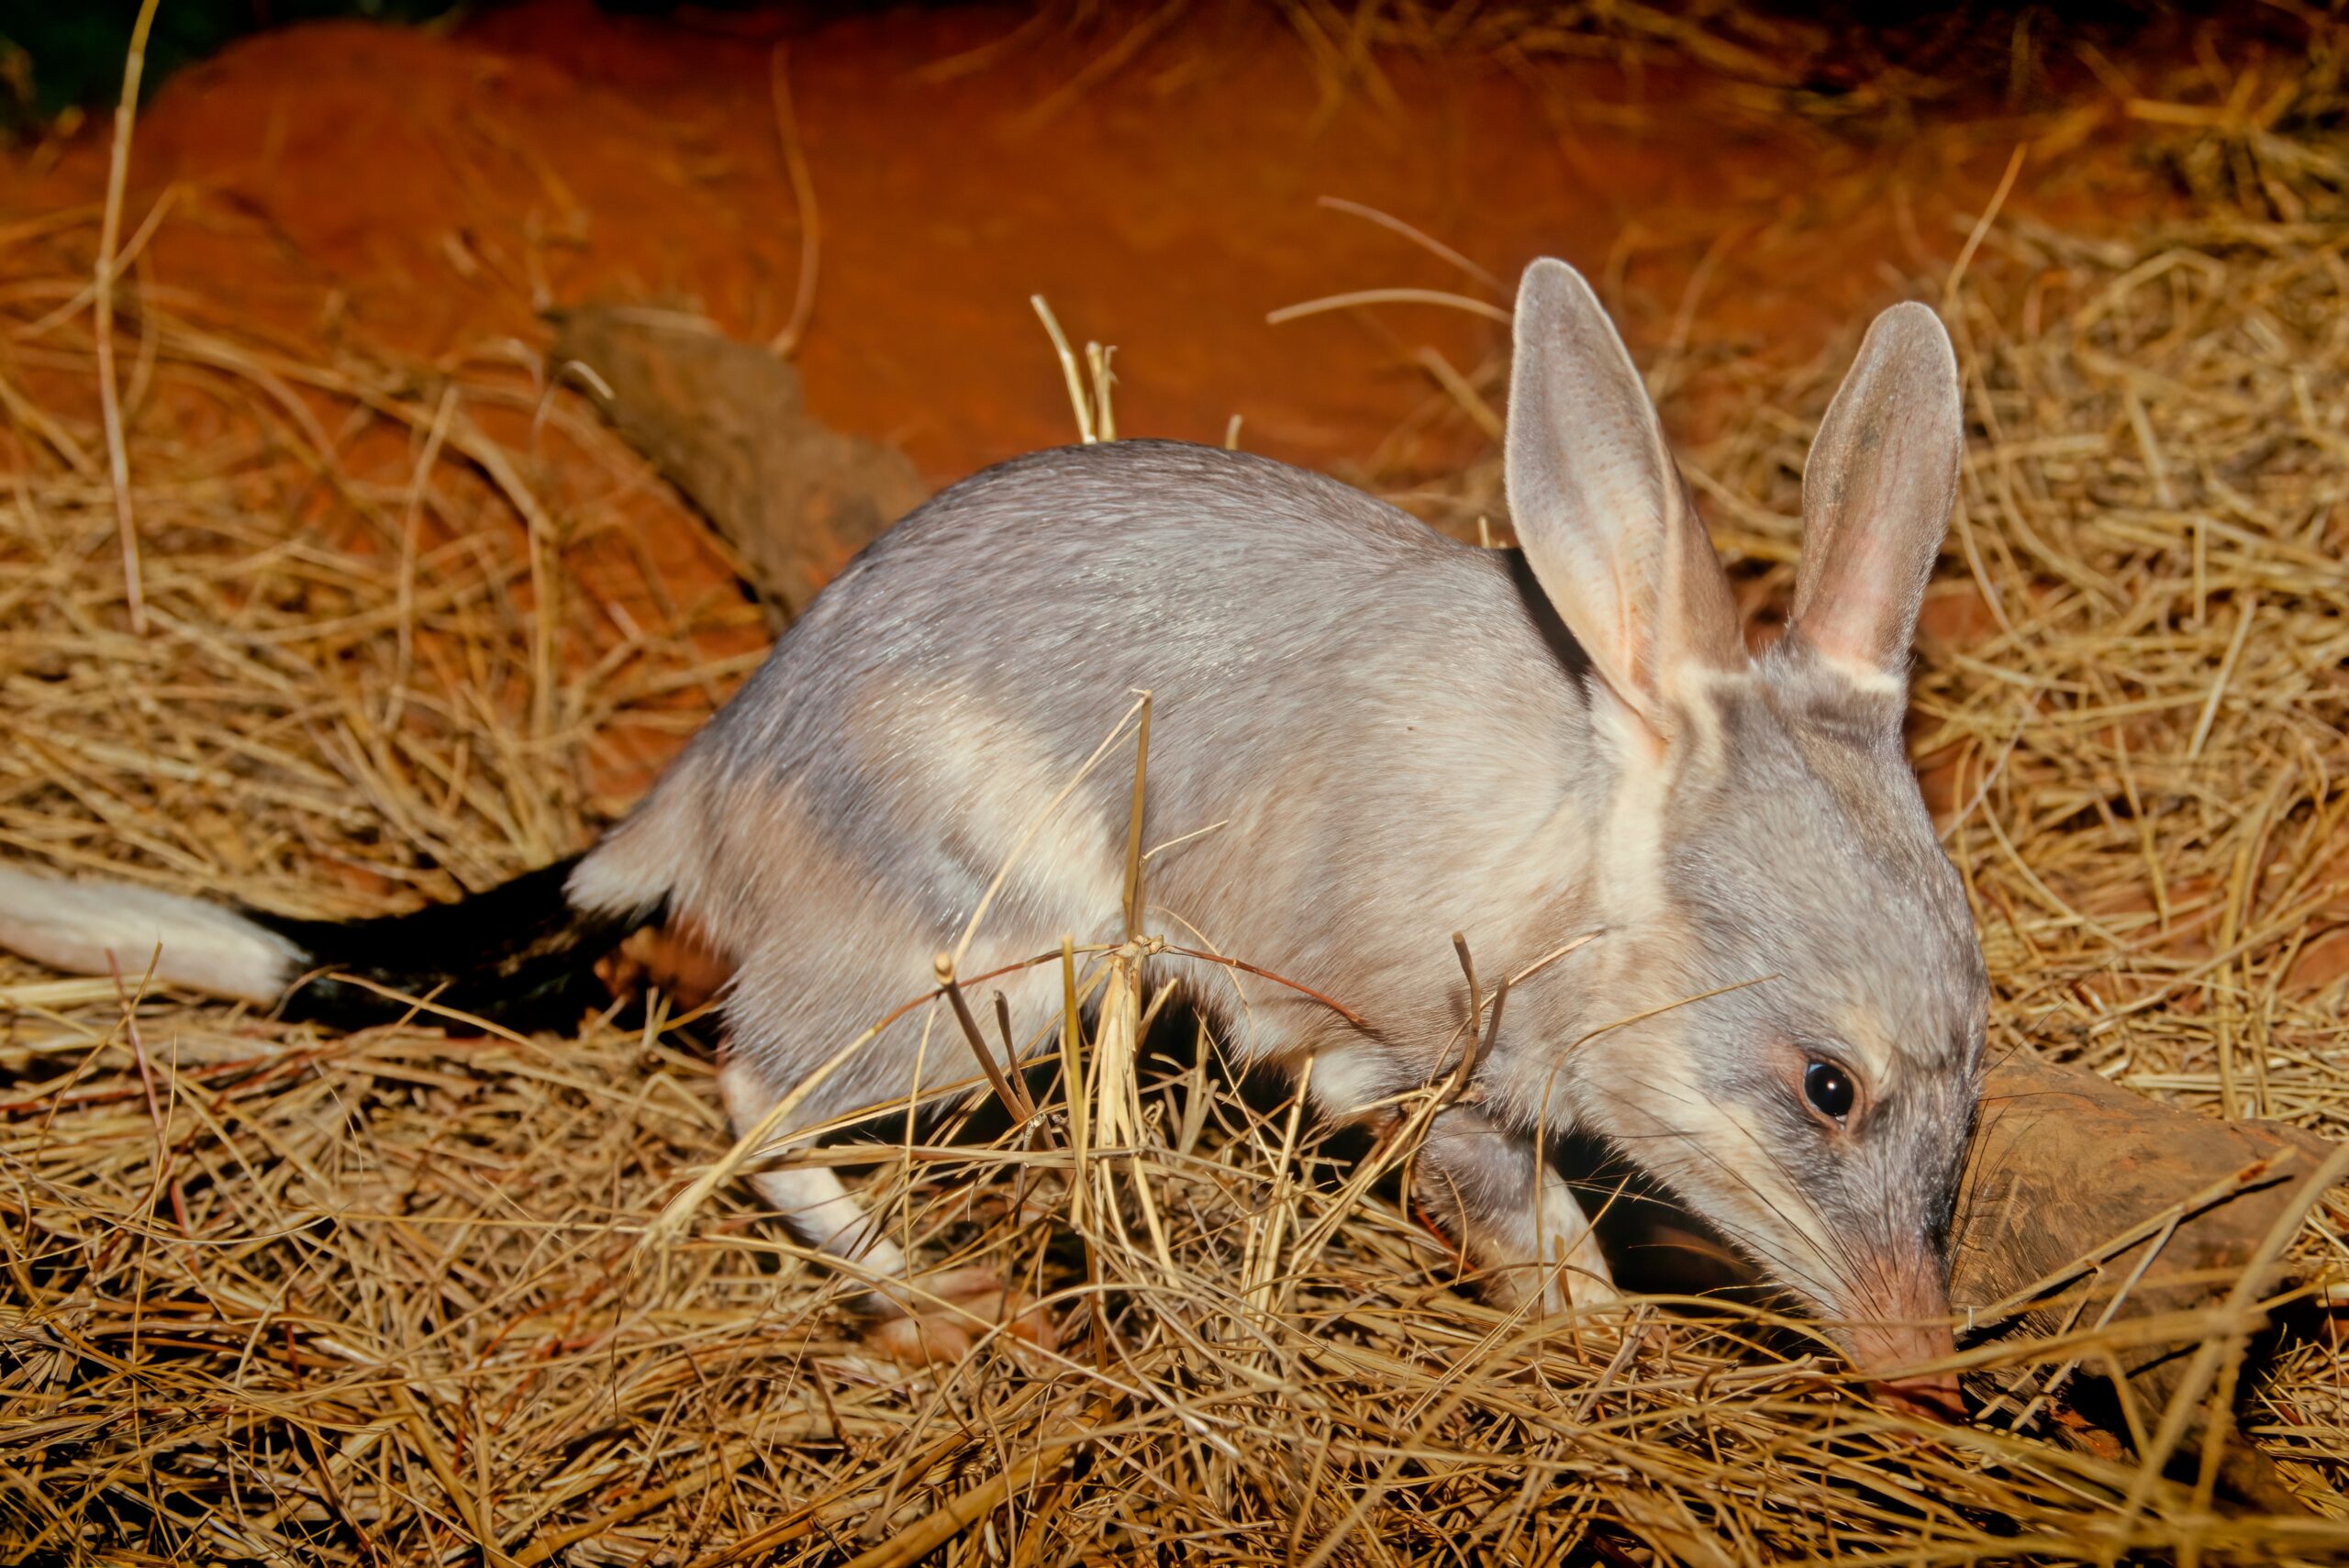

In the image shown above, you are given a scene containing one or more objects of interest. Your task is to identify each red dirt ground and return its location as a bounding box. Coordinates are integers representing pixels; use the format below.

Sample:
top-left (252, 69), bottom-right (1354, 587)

top-left (5, 0), bottom-right (2190, 487)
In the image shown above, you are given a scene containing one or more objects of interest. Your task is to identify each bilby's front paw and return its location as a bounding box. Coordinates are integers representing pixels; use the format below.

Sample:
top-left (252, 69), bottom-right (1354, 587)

top-left (865, 1267), bottom-right (1056, 1367)
top-left (1543, 1270), bottom-right (1626, 1314)
top-left (1479, 1259), bottom-right (1626, 1318)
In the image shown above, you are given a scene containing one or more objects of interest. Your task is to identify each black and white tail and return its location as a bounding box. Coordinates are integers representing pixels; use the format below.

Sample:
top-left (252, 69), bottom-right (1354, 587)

top-left (0, 856), bottom-right (660, 1031)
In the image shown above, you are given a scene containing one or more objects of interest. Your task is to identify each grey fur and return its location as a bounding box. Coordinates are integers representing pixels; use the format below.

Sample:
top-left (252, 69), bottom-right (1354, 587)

top-left (563, 257), bottom-right (1987, 1360)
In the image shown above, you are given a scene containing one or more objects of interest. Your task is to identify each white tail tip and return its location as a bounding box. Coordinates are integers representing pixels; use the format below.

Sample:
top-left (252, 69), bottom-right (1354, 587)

top-left (0, 863), bottom-right (303, 1005)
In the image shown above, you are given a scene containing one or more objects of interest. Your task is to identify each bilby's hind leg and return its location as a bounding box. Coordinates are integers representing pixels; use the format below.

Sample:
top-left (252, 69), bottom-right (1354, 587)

top-left (718, 1056), bottom-right (1052, 1364)
top-left (1416, 1105), bottom-right (1620, 1315)
top-left (745, 1163), bottom-right (908, 1278)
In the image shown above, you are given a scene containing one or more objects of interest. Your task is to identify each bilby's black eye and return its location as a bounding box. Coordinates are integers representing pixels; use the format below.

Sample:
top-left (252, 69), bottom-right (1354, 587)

top-left (1804, 1061), bottom-right (1855, 1121)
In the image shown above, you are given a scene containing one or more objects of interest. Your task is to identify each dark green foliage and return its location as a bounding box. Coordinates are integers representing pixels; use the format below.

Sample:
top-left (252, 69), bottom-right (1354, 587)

top-left (0, 0), bottom-right (465, 128)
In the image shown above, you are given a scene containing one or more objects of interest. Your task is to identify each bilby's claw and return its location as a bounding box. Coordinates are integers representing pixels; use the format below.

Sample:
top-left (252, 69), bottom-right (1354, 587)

top-left (865, 1268), bottom-right (1055, 1367)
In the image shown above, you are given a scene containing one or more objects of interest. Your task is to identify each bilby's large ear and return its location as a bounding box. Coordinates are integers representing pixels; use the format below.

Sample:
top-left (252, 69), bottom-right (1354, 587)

top-left (1505, 259), bottom-right (1746, 735)
top-left (1790, 301), bottom-right (1964, 685)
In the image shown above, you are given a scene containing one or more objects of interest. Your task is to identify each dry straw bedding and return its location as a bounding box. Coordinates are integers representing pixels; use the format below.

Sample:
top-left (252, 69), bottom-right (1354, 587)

top-left (7, 53), bottom-right (2349, 1568)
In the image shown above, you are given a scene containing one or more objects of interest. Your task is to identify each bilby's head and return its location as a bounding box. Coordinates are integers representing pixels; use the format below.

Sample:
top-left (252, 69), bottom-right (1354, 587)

top-left (1504, 259), bottom-right (1986, 1415)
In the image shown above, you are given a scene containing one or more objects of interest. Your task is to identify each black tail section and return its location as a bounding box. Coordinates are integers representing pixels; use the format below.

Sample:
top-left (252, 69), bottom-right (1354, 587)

top-left (247, 856), bottom-right (661, 1032)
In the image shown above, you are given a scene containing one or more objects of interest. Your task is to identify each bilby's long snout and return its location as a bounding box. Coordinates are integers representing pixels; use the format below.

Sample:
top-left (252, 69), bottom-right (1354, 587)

top-left (1850, 1318), bottom-right (1963, 1423)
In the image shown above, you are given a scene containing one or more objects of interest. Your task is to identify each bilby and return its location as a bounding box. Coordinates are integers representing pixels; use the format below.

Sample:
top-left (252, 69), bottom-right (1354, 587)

top-left (0, 261), bottom-right (1985, 1411)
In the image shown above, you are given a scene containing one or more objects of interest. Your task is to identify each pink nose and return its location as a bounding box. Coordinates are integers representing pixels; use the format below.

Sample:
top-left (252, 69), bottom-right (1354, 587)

top-left (1872, 1367), bottom-right (1965, 1423)
top-left (1850, 1320), bottom-right (1965, 1423)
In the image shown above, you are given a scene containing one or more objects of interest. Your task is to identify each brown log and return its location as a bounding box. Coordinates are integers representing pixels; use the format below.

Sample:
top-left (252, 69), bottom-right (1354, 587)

top-left (1954, 1053), bottom-right (2334, 1507)
top-left (546, 305), bottom-right (930, 628)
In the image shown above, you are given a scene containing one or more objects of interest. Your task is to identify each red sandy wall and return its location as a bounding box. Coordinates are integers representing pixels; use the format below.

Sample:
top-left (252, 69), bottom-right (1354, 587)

top-left (4, 0), bottom-right (2179, 488)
